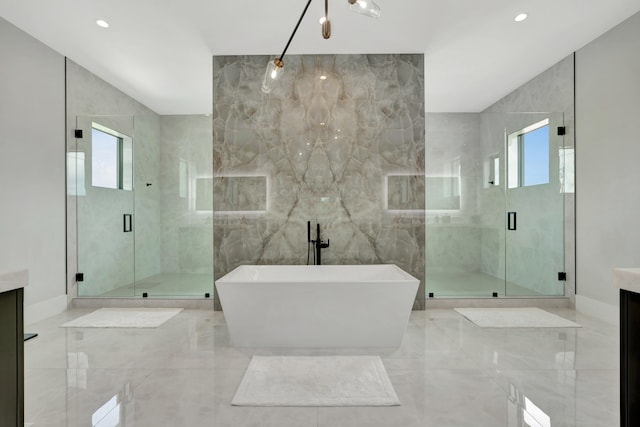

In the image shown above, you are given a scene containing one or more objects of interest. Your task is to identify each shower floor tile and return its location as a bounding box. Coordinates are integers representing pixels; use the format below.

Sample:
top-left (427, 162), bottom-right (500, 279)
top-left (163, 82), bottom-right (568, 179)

top-left (426, 270), bottom-right (546, 297)
top-left (97, 272), bottom-right (213, 297)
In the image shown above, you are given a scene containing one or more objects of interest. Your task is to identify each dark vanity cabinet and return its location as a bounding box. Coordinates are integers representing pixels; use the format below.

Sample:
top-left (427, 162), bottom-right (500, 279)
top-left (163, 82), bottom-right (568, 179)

top-left (616, 268), bottom-right (640, 427)
top-left (621, 288), bottom-right (640, 427)
top-left (0, 286), bottom-right (24, 426)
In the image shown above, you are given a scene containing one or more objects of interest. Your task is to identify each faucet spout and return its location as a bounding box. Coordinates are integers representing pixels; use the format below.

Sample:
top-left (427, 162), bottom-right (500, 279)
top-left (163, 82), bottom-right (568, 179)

top-left (312, 223), bottom-right (330, 265)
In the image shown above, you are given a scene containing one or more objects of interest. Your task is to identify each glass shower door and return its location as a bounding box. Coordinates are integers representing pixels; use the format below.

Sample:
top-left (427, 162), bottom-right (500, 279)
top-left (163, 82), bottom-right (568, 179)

top-left (75, 115), bottom-right (136, 297)
top-left (133, 115), bottom-right (214, 298)
top-left (504, 112), bottom-right (565, 296)
top-left (424, 112), bottom-right (566, 298)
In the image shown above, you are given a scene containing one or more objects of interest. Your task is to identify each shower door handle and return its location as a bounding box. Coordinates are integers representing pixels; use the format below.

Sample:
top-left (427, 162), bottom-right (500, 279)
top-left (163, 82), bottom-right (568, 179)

top-left (507, 211), bottom-right (517, 231)
top-left (123, 214), bottom-right (133, 232)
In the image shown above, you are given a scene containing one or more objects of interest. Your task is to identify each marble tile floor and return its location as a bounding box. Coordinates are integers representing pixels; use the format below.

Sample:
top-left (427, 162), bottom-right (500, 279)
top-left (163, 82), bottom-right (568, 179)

top-left (23, 307), bottom-right (619, 426)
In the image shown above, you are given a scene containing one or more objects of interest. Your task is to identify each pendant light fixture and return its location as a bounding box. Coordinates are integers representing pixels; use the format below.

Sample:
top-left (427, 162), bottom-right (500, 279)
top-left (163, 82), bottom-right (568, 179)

top-left (322, 0), bottom-right (332, 39)
top-left (261, 0), bottom-right (381, 93)
top-left (347, 0), bottom-right (381, 18)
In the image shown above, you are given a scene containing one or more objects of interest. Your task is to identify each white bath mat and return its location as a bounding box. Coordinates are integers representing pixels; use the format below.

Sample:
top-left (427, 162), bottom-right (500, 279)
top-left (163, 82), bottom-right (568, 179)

top-left (231, 356), bottom-right (401, 407)
top-left (61, 308), bottom-right (183, 328)
top-left (454, 307), bottom-right (581, 328)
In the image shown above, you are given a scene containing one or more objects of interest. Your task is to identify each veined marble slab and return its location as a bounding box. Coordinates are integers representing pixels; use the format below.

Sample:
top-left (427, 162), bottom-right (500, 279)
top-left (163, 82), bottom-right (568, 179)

top-left (213, 54), bottom-right (426, 309)
top-left (613, 268), bottom-right (640, 294)
top-left (0, 269), bottom-right (28, 293)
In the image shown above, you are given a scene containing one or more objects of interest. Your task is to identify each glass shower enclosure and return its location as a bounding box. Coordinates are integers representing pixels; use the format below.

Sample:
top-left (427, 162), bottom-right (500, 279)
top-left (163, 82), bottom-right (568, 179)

top-left (425, 112), bottom-right (568, 297)
top-left (71, 115), bottom-right (214, 298)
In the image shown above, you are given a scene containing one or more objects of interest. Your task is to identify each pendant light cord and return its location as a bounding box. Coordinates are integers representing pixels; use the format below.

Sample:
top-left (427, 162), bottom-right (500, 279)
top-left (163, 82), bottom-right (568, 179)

top-left (278, 0), bottom-right (313, 61)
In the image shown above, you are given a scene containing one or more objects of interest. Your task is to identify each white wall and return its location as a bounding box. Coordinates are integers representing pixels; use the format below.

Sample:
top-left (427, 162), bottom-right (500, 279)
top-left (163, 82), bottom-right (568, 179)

top-left (0, 17), bottom-right (67, 323)
top-left (576, 11), bottom-right (640, 323)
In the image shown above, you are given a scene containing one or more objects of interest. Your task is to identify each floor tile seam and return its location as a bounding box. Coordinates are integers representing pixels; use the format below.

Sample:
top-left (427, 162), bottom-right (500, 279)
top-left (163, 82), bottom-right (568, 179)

top-left (434, 330), bottom-right (582, 370)
top-left (485, 368), bottom-right (618, 395)
top-left (569, 368), bottom-right (618, 373)
top-left (126, 369), bottom-right (170, 392)
top-left (422, 368), bottom-right (497, 374)
top-left (38, 368), bottom-right (161, 376)
top-left (491, 368), bottom-right (618, 373)
top-left (486, 367), bottom-right (584, 373)
top-left (25, 367), bottom-right (71, 372)
top-left (484, 369), bottom-right (532, 397)
top-left (428, 318), bottom-right (477, 343)
top-left (139, 367), bottom-right (217, 372)
top-left (428, 325), bottom-right (472, 346)
top-left (429, 341), bottom-right (486, 370)
top-left (130, 368), bottom-right (217, 391)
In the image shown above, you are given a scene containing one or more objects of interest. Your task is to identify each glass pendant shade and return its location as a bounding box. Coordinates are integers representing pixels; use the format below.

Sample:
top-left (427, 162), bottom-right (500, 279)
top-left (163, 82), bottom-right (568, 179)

top-left (349, 0), bottom-right (381, 18)
top-left (262, 59), bottom-right (284, 93)
top-left (260, 0), bottom-right (380, 93)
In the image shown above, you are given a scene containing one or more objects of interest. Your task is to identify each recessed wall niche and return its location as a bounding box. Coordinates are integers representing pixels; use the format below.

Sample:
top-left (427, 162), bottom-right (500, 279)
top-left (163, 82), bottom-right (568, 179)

top-left (213, 54), bottom-right (425, 309)
top-left (387, 175), bottom-right (426, 211)
top-left (196, 176), bottom-right (267, 212)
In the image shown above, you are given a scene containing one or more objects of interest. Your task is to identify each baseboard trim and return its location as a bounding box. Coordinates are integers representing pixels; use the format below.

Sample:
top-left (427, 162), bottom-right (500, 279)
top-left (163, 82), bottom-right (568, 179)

top-left (575, 294), bottom-right (619, 325)
top-left (24, 294), bottom-right (68, 326)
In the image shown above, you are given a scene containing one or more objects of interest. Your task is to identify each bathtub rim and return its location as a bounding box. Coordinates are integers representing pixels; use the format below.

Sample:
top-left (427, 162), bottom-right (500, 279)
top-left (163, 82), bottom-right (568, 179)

top-left (216, 263), bottom-right (419, 285)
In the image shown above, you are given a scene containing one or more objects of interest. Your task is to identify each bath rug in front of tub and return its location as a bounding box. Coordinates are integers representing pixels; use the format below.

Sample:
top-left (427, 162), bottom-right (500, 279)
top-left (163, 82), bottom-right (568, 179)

top-left (454, 307), bottom-right (580, 328)
top-left (61, 308), bottom-right (183, 328)
top-left (231, 355), bottom-right (400, 407)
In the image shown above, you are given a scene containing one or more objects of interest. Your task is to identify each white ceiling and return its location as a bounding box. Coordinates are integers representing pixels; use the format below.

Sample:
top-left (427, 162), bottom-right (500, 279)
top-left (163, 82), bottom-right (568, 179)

top-left (1, 0), bottom-right (639, 114)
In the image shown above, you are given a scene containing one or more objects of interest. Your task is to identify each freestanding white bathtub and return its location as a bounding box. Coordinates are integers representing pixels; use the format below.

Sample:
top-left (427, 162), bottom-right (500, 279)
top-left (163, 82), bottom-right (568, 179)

top-left (216, 264), bottom-right (419, 348)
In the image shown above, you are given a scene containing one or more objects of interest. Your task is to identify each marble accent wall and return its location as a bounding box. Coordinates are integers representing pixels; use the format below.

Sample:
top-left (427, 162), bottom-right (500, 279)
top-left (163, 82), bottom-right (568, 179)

top-left (213, 54), bottom-right (425, 309)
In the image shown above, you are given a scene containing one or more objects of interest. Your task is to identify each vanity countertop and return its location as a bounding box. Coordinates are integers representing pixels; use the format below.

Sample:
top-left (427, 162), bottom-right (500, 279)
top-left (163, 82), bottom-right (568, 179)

top-left (0, 269), bottom-right (28, 293)
top-left (613, 268), bottom-right (640, 294)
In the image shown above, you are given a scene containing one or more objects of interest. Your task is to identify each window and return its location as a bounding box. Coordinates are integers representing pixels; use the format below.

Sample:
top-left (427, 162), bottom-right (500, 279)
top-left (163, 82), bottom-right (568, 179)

top-left (91, 123), bottom-right (132, 190)
top-left (488, 153), bottom-right (500, 186)
top-left (508, 119), bottom-right (550, 189)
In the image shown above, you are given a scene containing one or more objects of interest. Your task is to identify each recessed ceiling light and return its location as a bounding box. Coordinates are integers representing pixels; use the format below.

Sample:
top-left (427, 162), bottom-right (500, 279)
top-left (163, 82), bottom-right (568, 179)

top-left (514, 13), bottom-right (528, 22)
top-left (96, 19), bottom-right (109, 28)
top-left (319, 75), bottom-right (327, 80)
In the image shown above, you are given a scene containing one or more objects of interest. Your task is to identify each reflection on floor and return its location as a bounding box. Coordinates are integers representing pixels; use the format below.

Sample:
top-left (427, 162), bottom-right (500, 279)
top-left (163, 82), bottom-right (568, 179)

top-left (426, 270), bottom-right (547, 297)
top-left (24, 307), bottom-right (618, 426)
top-left (99, 273), bottom-right (213, 297)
